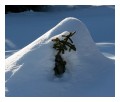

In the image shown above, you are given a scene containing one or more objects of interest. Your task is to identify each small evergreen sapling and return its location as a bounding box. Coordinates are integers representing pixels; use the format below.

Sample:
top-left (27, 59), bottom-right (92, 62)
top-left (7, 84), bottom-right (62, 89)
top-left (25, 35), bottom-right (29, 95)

top-left (52, 31), bottom-right (76, 77)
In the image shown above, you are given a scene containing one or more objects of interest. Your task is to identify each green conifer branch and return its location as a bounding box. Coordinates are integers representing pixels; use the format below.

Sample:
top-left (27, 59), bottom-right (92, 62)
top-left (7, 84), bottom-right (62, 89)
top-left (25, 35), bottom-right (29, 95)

top-left (52, 31), bottom-right (76, 55)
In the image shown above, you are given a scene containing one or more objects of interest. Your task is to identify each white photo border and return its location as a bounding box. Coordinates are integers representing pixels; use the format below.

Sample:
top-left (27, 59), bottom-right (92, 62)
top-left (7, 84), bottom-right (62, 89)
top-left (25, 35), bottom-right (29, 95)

top-left (0, 0), bottom-right (119, 102)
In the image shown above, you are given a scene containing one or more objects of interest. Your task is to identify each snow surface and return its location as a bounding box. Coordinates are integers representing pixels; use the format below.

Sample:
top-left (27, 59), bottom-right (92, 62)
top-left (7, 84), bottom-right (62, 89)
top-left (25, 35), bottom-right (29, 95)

top-left (5, 17), bottom-right (115, 97)
top-left (96, 42), bottom-right (115, 60)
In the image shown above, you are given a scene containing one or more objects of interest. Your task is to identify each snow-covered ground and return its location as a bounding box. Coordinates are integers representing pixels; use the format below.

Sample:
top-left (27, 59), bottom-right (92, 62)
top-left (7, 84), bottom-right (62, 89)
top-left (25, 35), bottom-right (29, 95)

top-left (96, 42), bottom-right (115, 60)
top-left (5, 6), bottom-right (115, 97)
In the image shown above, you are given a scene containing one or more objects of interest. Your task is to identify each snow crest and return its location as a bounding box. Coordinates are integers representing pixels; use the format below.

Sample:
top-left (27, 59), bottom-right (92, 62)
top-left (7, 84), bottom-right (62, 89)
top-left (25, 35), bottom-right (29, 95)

top-left (5, 17), bottom-right (114, 97)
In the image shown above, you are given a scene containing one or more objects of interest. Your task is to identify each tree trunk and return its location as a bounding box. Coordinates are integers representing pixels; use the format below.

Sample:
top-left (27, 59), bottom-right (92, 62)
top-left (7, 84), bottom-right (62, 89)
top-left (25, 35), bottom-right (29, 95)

top-left (54, 54), bottom-right (66, 77)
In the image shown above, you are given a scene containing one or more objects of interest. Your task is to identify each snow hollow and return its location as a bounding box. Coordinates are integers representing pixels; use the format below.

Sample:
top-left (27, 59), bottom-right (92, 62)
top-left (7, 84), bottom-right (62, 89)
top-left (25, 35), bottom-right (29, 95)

top-left (5, 17), bottom-right (115, 97)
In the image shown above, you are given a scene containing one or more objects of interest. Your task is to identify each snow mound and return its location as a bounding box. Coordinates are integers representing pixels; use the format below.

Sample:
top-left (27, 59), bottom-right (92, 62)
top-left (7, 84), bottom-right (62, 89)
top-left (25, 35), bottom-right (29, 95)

top-left (5, 17), bottom-right (114, 97)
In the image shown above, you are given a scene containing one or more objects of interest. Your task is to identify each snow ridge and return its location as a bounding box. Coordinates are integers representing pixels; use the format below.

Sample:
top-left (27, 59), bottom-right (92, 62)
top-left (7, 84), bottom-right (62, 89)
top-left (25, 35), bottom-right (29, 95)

top-left (5, 17), bottom-right (114, 97)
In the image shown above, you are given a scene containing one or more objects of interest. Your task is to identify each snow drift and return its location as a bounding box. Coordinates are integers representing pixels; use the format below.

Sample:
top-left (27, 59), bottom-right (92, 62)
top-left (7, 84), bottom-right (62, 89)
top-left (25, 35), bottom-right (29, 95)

top-left (5, 17), bottom-right (114, 97)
